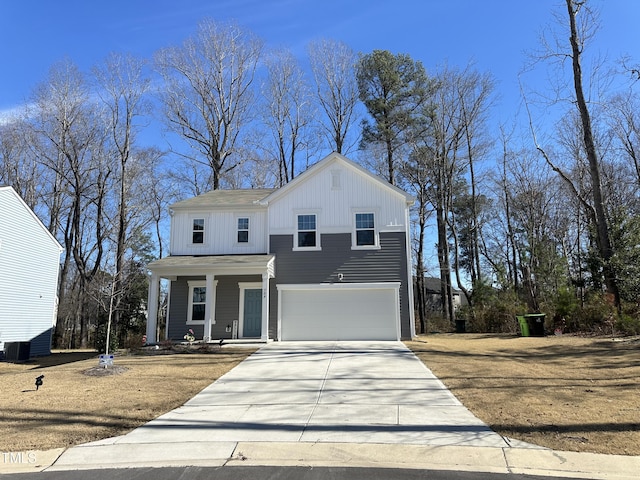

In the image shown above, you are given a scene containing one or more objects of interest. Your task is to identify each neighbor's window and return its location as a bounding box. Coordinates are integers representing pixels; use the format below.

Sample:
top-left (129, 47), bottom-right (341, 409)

top-left (192, 218), bottom-right (204, 244)
top-left (190, 285), bottom-right (206, 322)
top-left (237, 217), bottom-right (249, 243)
top-left (297, 214), bottom-right (317, 248)
top-left (355, 213), bottom-right (376, 246)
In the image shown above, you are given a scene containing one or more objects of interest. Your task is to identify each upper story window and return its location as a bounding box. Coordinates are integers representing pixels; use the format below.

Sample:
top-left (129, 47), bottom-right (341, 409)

top-left (237, 217), bottom-right (249, 243)
top-left (355, 213), bottom-right (376, 247)
top-left (297, 214), bottom-right (317, 248)
top-left (192, 218), bottom-right (204, 244)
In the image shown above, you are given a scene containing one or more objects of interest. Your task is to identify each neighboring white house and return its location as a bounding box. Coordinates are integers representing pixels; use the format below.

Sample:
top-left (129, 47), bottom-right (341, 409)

top-left (0, 186), bottom-right (63, 357)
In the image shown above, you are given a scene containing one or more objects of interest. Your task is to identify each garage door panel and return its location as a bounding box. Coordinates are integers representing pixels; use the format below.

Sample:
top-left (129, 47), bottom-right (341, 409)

top-left (279, 285), bottom-right (399, 341)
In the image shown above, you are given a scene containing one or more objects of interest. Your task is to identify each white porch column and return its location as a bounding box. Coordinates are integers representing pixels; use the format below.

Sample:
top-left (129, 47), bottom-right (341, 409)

top-left (146, 272), bottom-right (160, 343)
top-left (204, 273), bottom-right (215, 341)
top-left (261, 272), bottom-right (270, 341)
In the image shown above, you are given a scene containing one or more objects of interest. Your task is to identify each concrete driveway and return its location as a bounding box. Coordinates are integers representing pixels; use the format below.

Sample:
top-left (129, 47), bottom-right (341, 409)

top-left (50, 341), bottom-right (515, 470)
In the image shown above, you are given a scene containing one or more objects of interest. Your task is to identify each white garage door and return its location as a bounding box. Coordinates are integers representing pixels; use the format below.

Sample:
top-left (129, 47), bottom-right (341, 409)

top-left (278, 283), bottom-right (400, 341)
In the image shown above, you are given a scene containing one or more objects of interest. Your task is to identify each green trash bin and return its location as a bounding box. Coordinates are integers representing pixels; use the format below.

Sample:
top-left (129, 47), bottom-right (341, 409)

top-left (516, 316), bottom-right (530, 337)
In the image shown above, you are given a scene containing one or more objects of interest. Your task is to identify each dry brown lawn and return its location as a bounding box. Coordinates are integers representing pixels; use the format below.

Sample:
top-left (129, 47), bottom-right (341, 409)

top-left (406, 334), bottom-right (640, 456)
top-left (0, 348), bottom-right (255, 452)
top-left (2, 336), bottom-right (639, 457)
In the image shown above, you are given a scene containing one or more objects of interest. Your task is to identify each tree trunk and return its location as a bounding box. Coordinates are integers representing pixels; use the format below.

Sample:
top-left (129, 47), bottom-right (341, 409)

top-left (436, 203), bottom-right (453, 324)
top-left (416, 195), bottom-right (427, 333)
top-left (566, 0), bottom-right (620, 309)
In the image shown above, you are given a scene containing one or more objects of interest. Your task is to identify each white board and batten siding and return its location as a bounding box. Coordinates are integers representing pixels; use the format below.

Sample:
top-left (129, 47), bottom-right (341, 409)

top-left (0, 187), bottom-right (63, 356)
top-left (266, 155), bottom-right (411, 236)
top-left (170, 209), bottom-right (269, 256)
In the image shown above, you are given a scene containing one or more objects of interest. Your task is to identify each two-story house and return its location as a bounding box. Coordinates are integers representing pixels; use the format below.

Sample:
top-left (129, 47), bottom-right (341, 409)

top-left (145, 152), bottom-right (415, 342)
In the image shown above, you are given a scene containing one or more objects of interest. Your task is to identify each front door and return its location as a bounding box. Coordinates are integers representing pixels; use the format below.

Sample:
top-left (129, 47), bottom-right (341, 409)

top-left (243, 289), bottom-right (262, 337)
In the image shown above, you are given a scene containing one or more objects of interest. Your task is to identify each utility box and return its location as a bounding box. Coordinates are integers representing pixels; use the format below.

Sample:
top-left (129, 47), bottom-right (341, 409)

top-left (4, 342), bottom-right (31, 362)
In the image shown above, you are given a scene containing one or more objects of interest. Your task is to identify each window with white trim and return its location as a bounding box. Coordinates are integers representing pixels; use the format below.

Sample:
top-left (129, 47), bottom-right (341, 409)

top-left (187, 281), bottom-right (206, 324)
top-left (297, 214), bottom-right (317, 248)
top-left (192, 218), bottom-right (204, 244)
top-left (237, 217), bottom-right (249, 243)
top-left (355, 213), bottom-right (376, 247)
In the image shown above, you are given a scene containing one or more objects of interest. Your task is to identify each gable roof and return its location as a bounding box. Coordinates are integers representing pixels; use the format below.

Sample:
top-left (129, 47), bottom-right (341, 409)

top-left (416, 276), bottom-right (463, 295)
top-left (0, 186), bottom-right (63, 252)
top-left (171, 188), bottom-right (275, 210)
top-left (259, 152), bottom-right (415, 206)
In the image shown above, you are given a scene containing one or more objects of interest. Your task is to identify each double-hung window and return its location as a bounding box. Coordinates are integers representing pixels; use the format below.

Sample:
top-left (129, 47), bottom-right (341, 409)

top-left (237, 217), bottom-right (249, 243)
top-left (297, 214), bottom-right (317, 248)
top-left (192, 218), bottom-right (204, 244)
top-left (188, 282), bottom-right (206, 324)
top-left (355, 213), bottom-right (376, 247)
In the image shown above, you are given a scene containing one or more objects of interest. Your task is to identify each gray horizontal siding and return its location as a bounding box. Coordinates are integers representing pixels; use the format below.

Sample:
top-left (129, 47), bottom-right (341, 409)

top-left (213, 275), bottom-right (261, 339)
top-left (168, 276), bottom-right (203, 341)
top-left (269, 232), bottom-right (411, 339)
top-left (167, 274), bottom-right (262, 341)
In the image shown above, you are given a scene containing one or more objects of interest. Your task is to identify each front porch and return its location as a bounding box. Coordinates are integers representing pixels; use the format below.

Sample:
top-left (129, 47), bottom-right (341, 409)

top-left (146, 254), bottom-right (275, 344)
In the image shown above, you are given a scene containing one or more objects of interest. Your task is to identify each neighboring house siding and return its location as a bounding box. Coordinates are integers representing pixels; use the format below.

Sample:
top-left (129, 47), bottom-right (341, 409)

top-left (170, 210), bottom-right (268, 256)
top-left (269, 232), bottom-right (411, 338)
top-left (0, 188), bottom-right (61, 357)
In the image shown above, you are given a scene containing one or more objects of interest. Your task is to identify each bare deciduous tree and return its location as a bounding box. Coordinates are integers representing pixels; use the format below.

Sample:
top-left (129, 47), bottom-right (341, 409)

top-left (261, 49), bottom-right (314, 186)
top-left (525, 0), bottom-right (620, 309)
top-left (155, 19), bottom-right (263, 190)
top-left (94, 52), bottom-right (153, 345)
top-left (30, 59), bottom-right (109, 347)
top-left (308, 39), bottom-right (360, 154)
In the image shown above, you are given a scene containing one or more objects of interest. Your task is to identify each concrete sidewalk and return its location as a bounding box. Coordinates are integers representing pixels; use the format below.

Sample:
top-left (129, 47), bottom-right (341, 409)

top-left (4, 341), bottom-right (639, 478)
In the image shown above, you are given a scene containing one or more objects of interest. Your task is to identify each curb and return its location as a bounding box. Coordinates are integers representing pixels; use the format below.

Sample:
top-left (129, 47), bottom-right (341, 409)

top-left (3, 442), bottom-right (635, 479)
top-left (0, 448), bottom-right (65, 474)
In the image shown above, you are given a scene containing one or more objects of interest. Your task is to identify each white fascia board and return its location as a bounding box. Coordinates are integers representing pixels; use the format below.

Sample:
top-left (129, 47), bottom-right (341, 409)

top-left (276, 282), bottom-right (401, 291)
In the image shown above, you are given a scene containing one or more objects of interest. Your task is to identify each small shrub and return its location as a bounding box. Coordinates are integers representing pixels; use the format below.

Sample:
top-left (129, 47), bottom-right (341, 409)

top-left (554, 287), bottom-right (579, 318)
top-left (95, 323), bottom-right (119, 353)
top-left (467, 288), bottom-right (527, 334)
top-left (615, 314), bottom-right (640, 336)
top-left (564, 293), bottom-right (615, 334)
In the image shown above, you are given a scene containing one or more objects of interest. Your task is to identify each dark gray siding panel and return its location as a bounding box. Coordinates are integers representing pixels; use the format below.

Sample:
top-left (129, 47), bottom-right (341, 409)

top-left (168, 276), bottom-right (203, 341)
top-left (168, 275), bottom-right (262, 341)
top-left (270, 232), bottom-right (412, 339)
top-left (213, 275), bottom-right (261, 339)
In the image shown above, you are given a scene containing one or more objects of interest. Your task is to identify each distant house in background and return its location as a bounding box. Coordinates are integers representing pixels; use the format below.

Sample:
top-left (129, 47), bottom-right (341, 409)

top-left (414, 277), bottom-right (468, 315)
top-left (0, 186), bottom-right (63, 358)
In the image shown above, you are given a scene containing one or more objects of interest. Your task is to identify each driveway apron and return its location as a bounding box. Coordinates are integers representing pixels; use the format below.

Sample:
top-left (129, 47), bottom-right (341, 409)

top-left (117, 341), bottom-right (509, 448)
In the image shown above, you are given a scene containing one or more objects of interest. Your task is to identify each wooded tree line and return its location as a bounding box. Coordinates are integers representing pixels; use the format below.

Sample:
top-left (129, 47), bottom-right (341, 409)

top-left (1, 0), bottom-right (639, 348)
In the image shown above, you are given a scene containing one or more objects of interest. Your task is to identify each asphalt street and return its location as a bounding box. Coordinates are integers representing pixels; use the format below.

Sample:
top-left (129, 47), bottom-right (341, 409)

top-left (0, 466), bottom-right (593, 480)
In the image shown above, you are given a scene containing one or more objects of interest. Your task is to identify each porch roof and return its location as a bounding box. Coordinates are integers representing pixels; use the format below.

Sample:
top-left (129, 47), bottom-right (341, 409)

top-left (148, 254), bottom-right (275, 278)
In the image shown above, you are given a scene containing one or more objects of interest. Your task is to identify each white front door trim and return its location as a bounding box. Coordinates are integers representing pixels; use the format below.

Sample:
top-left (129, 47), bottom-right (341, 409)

top-left (238, 282), bottom-right (263, 338)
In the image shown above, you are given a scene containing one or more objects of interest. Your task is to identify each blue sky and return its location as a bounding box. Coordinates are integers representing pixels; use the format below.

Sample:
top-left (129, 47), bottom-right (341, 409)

top-left (1, 1), bottom-right (637, 277)
top-left (2, 0), bottom-right (638, 120)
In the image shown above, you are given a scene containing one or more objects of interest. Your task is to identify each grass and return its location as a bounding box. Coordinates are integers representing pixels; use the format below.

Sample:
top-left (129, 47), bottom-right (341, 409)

top-left (406, 333), bottom-right (640, 456)
top-left (1, 335), bottom-right (639, 457)
top-left (0, 347), bottom-right (255, 452)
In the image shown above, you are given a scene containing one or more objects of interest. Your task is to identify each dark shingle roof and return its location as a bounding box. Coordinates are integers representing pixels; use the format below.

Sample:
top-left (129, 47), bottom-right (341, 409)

top-left (171, 189), bottom-right (275, 209)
